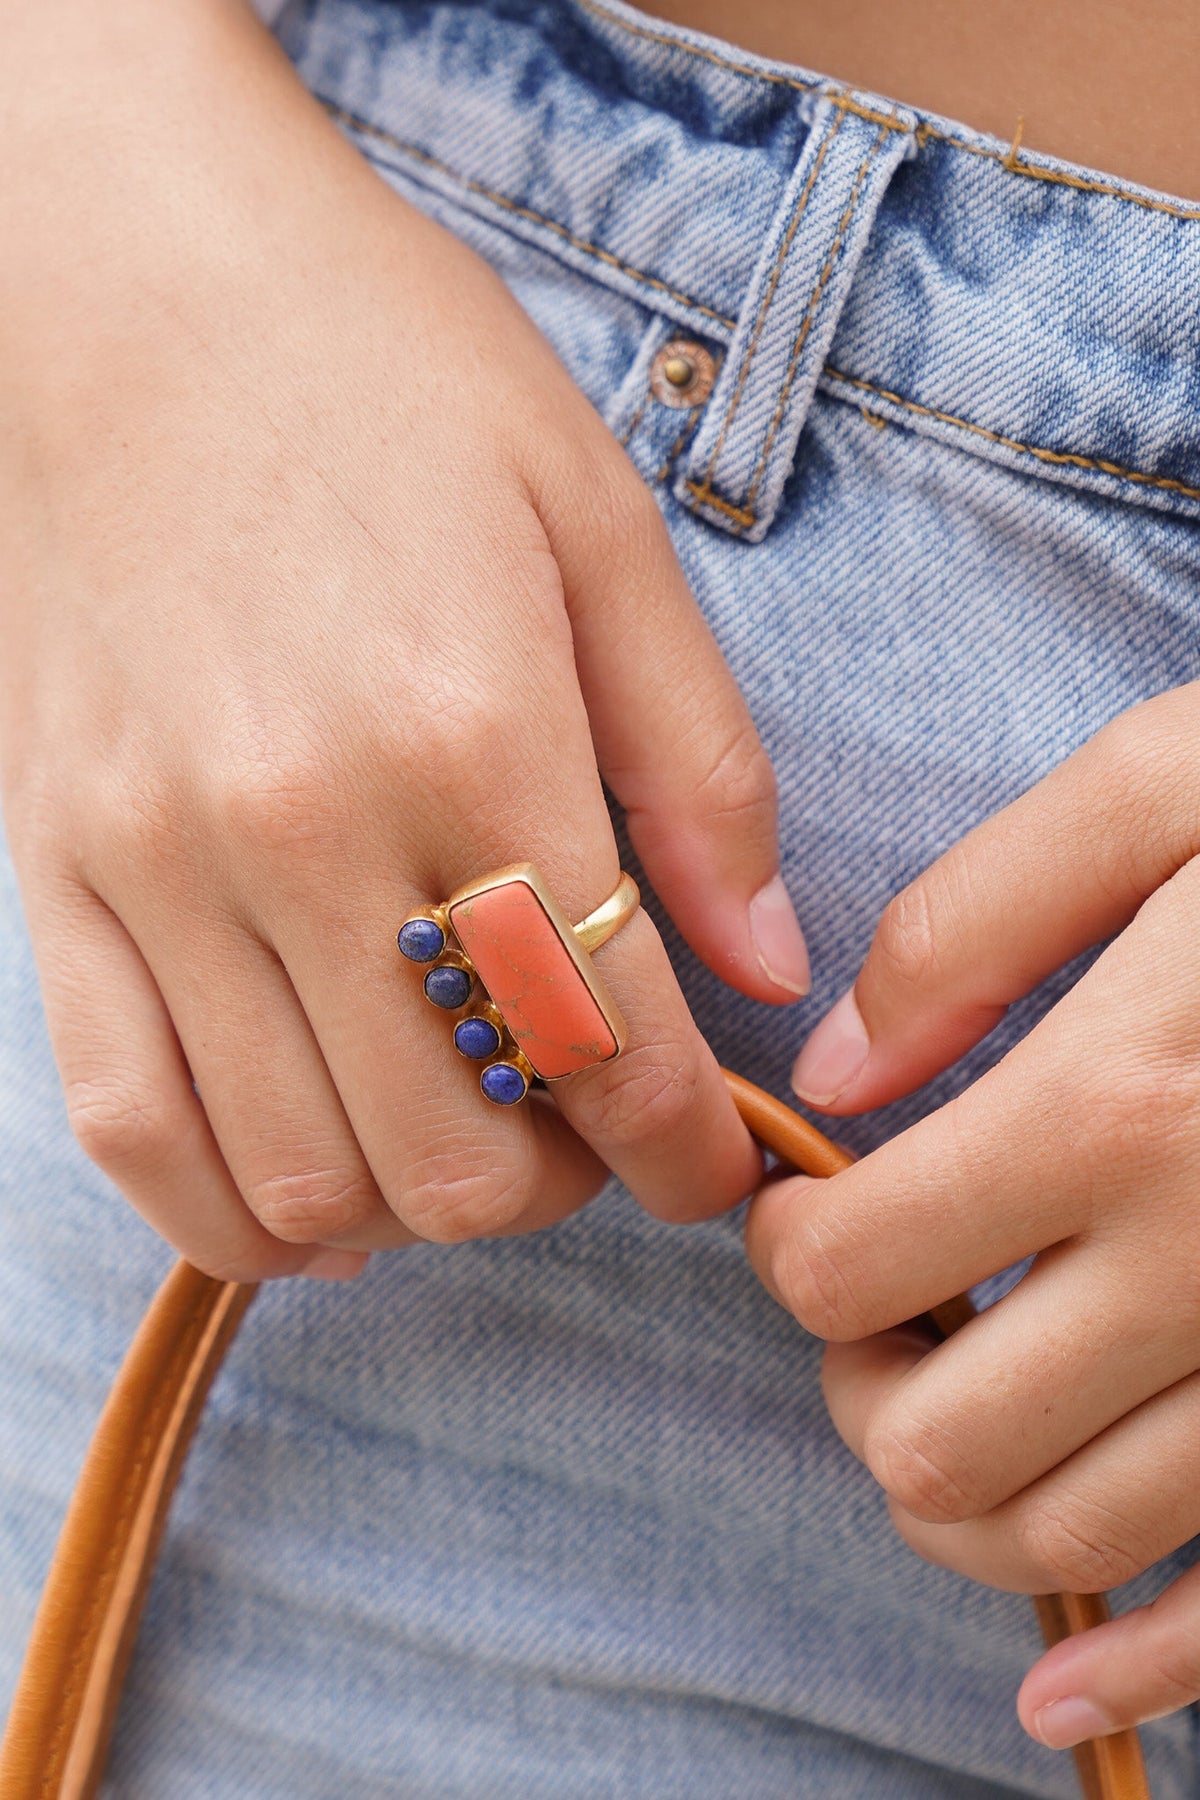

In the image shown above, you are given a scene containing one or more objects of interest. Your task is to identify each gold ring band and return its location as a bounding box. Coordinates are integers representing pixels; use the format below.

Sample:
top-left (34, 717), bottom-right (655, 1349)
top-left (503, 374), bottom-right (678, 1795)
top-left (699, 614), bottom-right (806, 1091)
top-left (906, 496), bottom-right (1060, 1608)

top-left (572, 871), bottom-right (641, 954)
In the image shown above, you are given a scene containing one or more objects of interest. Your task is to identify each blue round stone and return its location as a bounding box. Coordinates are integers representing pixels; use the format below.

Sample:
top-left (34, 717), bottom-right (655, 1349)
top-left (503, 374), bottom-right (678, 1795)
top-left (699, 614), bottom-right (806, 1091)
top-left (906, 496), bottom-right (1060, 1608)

top-left (480, 1062), bottom-right (528, 1106)
top-left (397, 918), bottom-right (445, 963)
top-left (454, 1017), bottom-right (501, 1060)
top-left (423, 964), bottom-right (472, 1010)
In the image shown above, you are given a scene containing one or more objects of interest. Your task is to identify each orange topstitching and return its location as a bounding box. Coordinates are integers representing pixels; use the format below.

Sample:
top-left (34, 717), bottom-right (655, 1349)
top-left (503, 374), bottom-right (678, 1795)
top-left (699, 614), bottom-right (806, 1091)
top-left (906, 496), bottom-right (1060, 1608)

top-left (699, 103), bottom-right (845, 491)
top-left (580, 0), bottom-right (1200, 223)
top-left (823, 366), bottom-right (1200, 503)
top-left (742, 116), bottom-right (895, 515)
top-left (321, 101), bottom-right (1200, 514)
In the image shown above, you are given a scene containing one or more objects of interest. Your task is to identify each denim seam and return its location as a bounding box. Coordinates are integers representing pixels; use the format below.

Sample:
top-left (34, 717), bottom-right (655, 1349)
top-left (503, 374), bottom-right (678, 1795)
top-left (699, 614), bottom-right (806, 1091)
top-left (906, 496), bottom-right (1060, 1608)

top-left (655, 404), bottom-right (704, 483)
top-left (698, 105), bottom-right (845, 493)
top-left (581, 0), bottom-right (1200, 223)
top-left (318, 100), bottom-right (739, 331)
top-left (319, 99), bottom-right (1200, 511)
top-left (617, 393), bottom-right (650, 448)
top-left (576, 0), bottom-right (816, 94)
top-left (823, 365), bottom-right (1200, 504)
top-left (915, 123), bottom-right (1200, 222)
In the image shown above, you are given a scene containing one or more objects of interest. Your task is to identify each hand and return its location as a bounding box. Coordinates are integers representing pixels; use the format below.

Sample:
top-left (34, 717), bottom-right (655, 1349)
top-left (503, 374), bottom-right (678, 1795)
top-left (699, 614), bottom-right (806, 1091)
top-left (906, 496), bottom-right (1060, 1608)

top-left (745, 683), bottom-right (1200, 1750)
top-left (0, 0), bottom-right (809, 1281)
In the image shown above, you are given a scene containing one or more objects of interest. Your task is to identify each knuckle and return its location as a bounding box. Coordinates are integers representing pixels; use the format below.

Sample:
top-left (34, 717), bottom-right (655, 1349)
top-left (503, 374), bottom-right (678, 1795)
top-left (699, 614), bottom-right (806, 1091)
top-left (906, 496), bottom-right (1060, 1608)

top-left (400, 1151), bottom-right (531, 1243)
top-left (247, 1164), bottom-right (380, 1245)
top-left (1018, 1497), bottom-right (1146, 1593)
top-left (586, 449), bottom-right (662, 547)
top-left (774, 1211), bottom-right (871, 1341)
top-left (864, 1411), bottom-right (981, 1524)
top-left (692, 719), bottom-right (777, 836)
top-left (214, 735), bottom-right (344, 859)
top-left (583, 1038), bottom-right (700, 1151)
top-left (1140, 1627), bottom-right (1200, 1711)
top-left (415, 674), bottom-right (497, 771)
top-left (98, 776), bottom-right (187, 868)
top-left (66, 1077), bottom-right (177, 1177)
top-left (1095, 693), bottom-right (1186, 791)
top-left (1072, 1056), bottom-right (1200, 1204)
top-left (1089, 693), bottom-right (1200, 867)
top-left (870, 879), bottom-right (945, 999)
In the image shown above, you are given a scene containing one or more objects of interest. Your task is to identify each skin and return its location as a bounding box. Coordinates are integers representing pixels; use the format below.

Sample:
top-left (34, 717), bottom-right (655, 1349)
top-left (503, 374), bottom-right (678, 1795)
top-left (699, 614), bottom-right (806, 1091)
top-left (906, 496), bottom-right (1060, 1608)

top-left (644, 0), bottom-right (1200, 202)
top-left (3, 0), bottom-right (1198, 1766)
top-left (0, 0), bottom-right (809, 1286)
top-left (746, 687), bottom-right (1200, 1750)
top-left (661, 0), bottom-right (1200, 1748)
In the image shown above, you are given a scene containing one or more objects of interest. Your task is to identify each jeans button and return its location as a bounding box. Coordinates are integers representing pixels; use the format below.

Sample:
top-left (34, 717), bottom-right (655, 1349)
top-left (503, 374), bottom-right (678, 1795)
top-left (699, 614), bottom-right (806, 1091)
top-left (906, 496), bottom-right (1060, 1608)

top-left (650, 340), bottom-right (716, 408)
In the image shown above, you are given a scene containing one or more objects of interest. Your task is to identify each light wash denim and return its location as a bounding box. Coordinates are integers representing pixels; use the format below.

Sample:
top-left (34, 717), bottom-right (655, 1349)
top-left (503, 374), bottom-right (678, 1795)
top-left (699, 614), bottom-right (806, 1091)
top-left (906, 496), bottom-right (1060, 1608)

top-left (4, 2), bottom-right (1200, 1794)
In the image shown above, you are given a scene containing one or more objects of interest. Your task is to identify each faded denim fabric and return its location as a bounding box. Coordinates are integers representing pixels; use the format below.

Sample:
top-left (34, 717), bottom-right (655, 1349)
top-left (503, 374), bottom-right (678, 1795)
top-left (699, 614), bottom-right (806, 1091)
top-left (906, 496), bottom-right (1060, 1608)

top-left (4, 1), bottom-right (1200, 1794)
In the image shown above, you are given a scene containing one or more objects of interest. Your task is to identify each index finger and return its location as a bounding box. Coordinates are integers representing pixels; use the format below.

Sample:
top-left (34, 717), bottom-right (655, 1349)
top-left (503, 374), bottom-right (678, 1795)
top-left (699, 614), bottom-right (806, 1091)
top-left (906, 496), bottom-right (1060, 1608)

top-left (551, 903), bottom-right (763, 1221)
top-left (744, 1027), bottom-right (1093, 1339)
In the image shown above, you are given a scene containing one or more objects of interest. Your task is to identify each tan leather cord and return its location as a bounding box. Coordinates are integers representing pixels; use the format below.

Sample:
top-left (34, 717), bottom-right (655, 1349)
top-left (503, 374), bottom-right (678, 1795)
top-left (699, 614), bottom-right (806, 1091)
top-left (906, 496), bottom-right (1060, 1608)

top-left (0, 1265), bottom-right (257, 1800)
top-left (0, 1075), bottom-right (1150, 1800)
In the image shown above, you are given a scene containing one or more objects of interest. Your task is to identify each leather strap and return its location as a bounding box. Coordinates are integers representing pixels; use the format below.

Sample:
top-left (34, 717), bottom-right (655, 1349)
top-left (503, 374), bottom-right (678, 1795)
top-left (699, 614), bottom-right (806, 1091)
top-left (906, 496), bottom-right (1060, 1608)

top-left (0, 1265), bottom-right (257, 1800)
top-left (0, 1075), bottom-right (1150, 1800)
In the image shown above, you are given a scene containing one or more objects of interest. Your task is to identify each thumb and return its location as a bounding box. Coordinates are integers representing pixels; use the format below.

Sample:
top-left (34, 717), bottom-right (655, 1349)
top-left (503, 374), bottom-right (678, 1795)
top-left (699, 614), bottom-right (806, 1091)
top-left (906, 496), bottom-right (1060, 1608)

top-left (1017, 1567), bottom-right (1200, 1751)
top-left (547, 463), bottom-right (810, 1004)
top-left (790, 688), bottom-right (1200, 1111)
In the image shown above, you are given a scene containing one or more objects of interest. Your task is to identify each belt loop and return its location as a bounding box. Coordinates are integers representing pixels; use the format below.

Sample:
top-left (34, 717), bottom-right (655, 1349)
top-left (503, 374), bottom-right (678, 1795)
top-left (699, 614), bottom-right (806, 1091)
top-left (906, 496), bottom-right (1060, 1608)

top-left (677, 86), bottom-right (916, 543)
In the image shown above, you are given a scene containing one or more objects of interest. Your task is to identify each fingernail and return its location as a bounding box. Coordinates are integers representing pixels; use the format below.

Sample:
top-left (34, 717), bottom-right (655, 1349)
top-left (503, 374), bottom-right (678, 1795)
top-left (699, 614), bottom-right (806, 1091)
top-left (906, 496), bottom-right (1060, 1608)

top-left (791, 988), bottom-right (869, 1105)
top-left (1031, 1697), bottom-right (1115, 1750)
top-left (303, 1248), bottom-right (369, 1281)
top-left (749, 874), bottom-right (811, 996)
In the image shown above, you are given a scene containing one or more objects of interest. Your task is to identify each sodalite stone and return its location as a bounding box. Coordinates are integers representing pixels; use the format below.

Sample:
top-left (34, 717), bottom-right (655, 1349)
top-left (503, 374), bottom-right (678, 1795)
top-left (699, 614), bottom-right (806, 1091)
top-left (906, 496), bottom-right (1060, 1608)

top-left (397, 918), bottom-right (446, 963)
top-left (480, 1062), bottom-right (528, 1105)
top-left (454, 1017), bottom-right (501, 1060)
top-left (423, 965), bottom-right (472, 1010)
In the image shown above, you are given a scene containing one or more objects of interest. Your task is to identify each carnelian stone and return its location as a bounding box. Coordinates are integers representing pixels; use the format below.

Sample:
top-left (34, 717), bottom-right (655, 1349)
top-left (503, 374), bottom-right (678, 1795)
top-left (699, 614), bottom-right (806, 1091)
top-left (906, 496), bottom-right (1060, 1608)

top-left (449, 880), bottom-right (616, 1079)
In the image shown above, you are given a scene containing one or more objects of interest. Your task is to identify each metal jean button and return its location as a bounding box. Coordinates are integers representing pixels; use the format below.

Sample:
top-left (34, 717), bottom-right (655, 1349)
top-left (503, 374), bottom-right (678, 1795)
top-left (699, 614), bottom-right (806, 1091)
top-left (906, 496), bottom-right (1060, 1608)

top-left (649, 339), bottom-right (716, 408)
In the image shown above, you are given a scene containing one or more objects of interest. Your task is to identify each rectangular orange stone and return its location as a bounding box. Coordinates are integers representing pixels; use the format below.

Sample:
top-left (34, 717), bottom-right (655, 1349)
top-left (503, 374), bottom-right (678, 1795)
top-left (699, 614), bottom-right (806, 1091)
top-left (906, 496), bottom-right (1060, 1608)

top-left (449, 875), bottom-right (619, 1080)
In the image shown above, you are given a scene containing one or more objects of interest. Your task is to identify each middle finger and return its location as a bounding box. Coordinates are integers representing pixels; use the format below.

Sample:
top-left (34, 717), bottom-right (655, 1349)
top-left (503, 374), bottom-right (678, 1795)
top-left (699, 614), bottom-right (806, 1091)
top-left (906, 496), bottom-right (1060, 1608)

top-left (823, 1241), bottom-right (1200, 1523)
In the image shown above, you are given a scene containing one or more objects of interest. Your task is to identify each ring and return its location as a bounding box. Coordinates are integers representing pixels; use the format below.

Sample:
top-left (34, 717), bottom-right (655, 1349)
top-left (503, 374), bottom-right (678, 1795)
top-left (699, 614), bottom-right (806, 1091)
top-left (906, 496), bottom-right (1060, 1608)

top-left (396, 864), bottom-right (640, 1105)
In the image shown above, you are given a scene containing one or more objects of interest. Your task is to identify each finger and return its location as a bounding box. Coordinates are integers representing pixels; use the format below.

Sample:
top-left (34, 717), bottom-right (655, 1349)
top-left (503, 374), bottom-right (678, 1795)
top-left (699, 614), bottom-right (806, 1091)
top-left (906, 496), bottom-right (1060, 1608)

top-left (312, 872), bottom-right (756, 1234)
top-left (26, 877), bottom-right (363, 1283)
top-left (820, 1322), bottom-right (940, 1463)
top-left (822, 1241), bottom-right (1200, 1523)
top-left (745, 1041), bottom-right (1091, 1340)
top-left (273, 899), bottom-right (615, 1246)
top-left (129, 877), bottom-right (610, 1249)
top-left (1018, 1561), bottom-right (1200, 1749)
top-left (254, 666), bottom-right (758, 1233)
top-left (790, 683), bottom-right (1200, 1111)
top-left (544, 454), bottom-right (810, 1003)
top-left (552, 904), bottom-right (764, 1220)
top-left (748, 872), bottom-right (1200, 1341)
top-left (885, 1369), bottom-right (1200, 1599)
top-left (124, 912), bottom-right (425, 1253)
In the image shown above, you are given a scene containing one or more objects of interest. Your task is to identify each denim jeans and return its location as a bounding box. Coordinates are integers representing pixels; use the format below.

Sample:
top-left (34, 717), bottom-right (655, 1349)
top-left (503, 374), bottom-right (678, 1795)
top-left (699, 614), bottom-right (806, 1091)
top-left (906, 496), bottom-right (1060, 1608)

top-left (4, 2), bottom-right (1200, 1794)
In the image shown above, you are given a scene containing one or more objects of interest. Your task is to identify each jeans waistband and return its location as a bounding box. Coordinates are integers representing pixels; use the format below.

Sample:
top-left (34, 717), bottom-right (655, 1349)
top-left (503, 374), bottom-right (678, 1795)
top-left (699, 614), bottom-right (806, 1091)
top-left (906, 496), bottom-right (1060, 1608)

top-left (287, 0), bottom-right (1200, 535)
